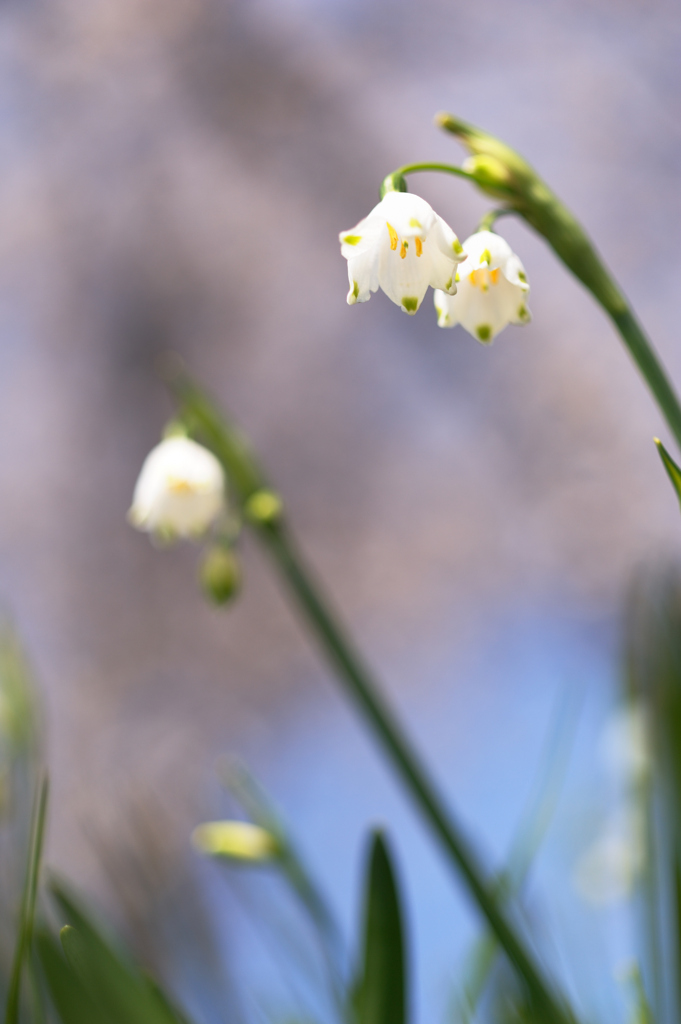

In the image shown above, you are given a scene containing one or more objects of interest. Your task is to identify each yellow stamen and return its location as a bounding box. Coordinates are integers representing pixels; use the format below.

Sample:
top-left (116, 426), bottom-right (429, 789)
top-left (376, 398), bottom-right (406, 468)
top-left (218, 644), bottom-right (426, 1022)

top-left (415, 237), bottom-right (423, 257)
top-left (400, 240), bottom-right (408, 259)
top-left (167, 477), bottom-right (195, 494)
top-left (387, 223), bottom-right (398, 250)
top-left (490, 268), bottom-right (500, 284)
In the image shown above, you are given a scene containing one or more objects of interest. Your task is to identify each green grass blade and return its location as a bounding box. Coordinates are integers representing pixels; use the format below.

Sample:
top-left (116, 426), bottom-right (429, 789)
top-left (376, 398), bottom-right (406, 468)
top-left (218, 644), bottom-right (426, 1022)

top-left (50, 879), bottom-right (190, 1024)
top-left (654, 439), bottom-right (681, 512)
top-left (4, 772), bottom-right (49, 1024)
top-left (453, 687), bottom-right (579, 1021)
top-left (34, 929), bottom-right (105, 1024)
top-left (355, 831), bottom-right (407, 1024)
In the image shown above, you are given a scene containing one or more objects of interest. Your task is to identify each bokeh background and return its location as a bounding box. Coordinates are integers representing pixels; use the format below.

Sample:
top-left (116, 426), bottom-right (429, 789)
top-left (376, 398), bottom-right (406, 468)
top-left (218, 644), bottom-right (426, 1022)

top-left (1, 0), bottom-right (681, 1020)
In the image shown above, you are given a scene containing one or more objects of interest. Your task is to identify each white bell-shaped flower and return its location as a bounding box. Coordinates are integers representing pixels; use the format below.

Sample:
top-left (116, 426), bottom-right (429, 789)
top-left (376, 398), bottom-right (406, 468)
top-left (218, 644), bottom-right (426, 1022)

top-left (128, 436), bottom-right (225, 540)
top-left (433, 229), bottom-right (531, 342)
top-left (339, 191), bottom-right (465, 315)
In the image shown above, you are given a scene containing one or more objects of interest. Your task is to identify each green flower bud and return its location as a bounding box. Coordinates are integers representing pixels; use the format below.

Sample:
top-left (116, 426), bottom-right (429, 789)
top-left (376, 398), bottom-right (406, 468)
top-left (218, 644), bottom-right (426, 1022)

top-left (199, 545), bottom-right (241, 605)
top-left (244, 489), bottom-right (283, 525)
top-left (462, 155), bottom-right (515, 198)
top-left (191, 821), bottom-right (279, 863)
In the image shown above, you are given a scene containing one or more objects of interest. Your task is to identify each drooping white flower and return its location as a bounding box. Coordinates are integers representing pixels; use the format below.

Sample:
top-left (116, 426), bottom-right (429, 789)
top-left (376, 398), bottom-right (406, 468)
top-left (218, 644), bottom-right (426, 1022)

top-left (573, 808), bottom-right (646, 906)
top-left (339, 190), bottom-right (465, 315)
top-left (433, 229), bottom-right (531, 343)
top-left (128, 436), bottom-right (225, 539)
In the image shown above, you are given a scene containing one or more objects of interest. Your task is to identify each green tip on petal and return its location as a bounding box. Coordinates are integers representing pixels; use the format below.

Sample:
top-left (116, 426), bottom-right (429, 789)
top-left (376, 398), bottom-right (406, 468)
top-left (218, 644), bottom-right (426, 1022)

top-left (452, 238), bottom-right (463, 254)
top-left (517, 269), bottom-right (527, 282)
top-left (352, 280), bottom-right (360, 300)
top-left (517, 304), bottom-right (530, 322)
top-left (655, 438), bottom-right (681, 511)
top-left (480, 249), bottom-right (492, 265)
top-left (343, 235), bottom-right (362, 246)
top-left (408, 218), bottom-right (422, 228)
top-left (476, 324), bottom-right (492, 343)
top-left (401, 297), bottom-right (418, 314)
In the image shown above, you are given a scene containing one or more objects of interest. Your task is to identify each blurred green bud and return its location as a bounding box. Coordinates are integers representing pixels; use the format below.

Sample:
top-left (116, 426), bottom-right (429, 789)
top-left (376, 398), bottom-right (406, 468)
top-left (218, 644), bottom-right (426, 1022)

top-left (244, 489), bottom-right (283, 525)
top-left (462, 155), bottom-right (515, 197)
top-left (379, 172), bottom-right (408, 199)
top-left (191, 821), bottom-right (279, 862)
top-left (199, 545), bottom-right (241, 605)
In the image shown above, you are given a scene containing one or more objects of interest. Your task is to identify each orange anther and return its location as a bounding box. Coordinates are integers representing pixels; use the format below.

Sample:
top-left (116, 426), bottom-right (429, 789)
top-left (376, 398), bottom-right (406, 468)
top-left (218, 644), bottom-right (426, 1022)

top-left (387, 223), bottom-right (398, 250)
top-left (415, 237), bottom-right (423, 257)
top-left (400, 240), bottom-right (407, 259)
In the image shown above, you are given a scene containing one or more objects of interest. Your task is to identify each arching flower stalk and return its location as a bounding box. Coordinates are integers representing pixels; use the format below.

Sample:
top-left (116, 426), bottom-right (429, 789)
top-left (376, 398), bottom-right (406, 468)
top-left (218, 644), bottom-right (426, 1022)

top-left (434, 230), bottom-right (530, 343)
top-left (339, 190), bottom-right (465, 315)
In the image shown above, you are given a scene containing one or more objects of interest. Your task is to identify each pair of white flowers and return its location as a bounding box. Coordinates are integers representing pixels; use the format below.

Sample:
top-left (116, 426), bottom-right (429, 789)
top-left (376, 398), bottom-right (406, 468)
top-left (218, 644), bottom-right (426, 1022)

top-left (339, 190), bottom-right (531, 342)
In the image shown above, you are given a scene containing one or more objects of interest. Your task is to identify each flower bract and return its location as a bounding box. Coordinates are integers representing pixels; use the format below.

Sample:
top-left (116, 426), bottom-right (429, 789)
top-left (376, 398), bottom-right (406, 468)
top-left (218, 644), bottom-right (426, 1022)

top-left (128, 436), bottom-right (225, 540)
top-left (339, 191), bottom-right (465, 315)
top-left (433, 229), bottom-right (530, 342)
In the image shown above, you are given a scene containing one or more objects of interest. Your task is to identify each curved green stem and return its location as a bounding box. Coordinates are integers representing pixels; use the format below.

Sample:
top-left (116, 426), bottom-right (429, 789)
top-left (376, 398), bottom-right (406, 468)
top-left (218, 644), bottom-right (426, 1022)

top-left (395, 162), bottom-right (476, 181)
top-left (381, 163), bottom-right (476, 198)
top-left (168, 370), bottom-right (573, 1024)
top-left (477, 208), bottom-right (514, 233)
top-left (436, 113), bottom-right (681, 452)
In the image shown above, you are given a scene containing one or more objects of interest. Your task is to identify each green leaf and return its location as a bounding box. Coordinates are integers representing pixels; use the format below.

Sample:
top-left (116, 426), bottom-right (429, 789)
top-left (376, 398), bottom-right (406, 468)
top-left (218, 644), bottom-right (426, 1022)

top-left (654, 438), bottom-right (681, 510)
top-left (34, 929), bottom-right (106, 1024)
top-left (5, 773), bottom-right (49, 1024)
top-left (355, 830), bottom-right (407, 1024)
top-left (49, 879), bottom-right (190, 1024)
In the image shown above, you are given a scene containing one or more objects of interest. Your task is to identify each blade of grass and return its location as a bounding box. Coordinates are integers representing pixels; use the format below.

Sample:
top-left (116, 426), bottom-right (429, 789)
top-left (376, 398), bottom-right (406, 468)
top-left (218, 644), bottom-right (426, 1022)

top-left (35, 929), bottom-right (106, 1024)
top-left (50, 879), bottom-right (190, 1024)
top-left (455, 687), bottom-right (579, 1022)
top-left (4, 772), bottom-right (48, 1024)
top-left (355, 831), bottom-right (406, 1024)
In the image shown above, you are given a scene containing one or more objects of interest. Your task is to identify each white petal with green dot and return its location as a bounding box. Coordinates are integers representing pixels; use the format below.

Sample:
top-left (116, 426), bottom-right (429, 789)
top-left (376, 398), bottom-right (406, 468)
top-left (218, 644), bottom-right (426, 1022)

top-left (433, 229), bottom-right (531, 342)
top-left (339, 191), bottom-right (464, 313)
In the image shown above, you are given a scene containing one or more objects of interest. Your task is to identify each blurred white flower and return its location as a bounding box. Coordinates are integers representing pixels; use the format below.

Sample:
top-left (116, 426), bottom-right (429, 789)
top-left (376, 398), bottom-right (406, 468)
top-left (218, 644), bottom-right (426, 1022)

top-left (600, 702), bottom-right (651, 785)
top-left (573, 809), bottom-right (645, 906)
top-left (128, 436), bottom-right (225, 540)
top-left (339, 190), bottom-right (464, 315)
top-left (433, 229), bottom-right (530, 342)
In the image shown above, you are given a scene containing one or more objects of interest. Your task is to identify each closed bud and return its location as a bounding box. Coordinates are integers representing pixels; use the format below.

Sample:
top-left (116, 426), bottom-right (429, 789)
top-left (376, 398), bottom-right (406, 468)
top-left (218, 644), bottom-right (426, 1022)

top-left (191, 821), bottom-right (279, 863)
top-left (462, 155), bottom-right (515, 198)
top-left (244, 489), bottom-right (284, 525)
top-left (199, 545), bottom-right (241, 605)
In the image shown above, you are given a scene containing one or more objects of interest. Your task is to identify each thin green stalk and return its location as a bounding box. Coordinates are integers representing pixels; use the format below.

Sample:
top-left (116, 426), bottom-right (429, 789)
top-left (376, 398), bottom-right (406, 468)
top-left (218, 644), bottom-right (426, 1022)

top-left (433, 113), bottom-right (681, 452)
top-left (5, 773), bottom-right (49, 1024)
top-left (168, 371), bottom-right (573, 1024)
top-left (380, 163), bottom-right (476, 198)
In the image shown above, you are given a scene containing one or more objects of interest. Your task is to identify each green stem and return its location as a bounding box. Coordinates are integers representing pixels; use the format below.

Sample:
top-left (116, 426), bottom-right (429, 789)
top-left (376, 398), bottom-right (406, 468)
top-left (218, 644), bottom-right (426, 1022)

top-left (430, 113), bottom-right (681, 452)
top-left (394, 162), bottom-right (476, 181)
top-left (476, 208), bottom-right (514, 233)
top-left (380, 163), bottom-right (476, 198)
top-left (608, 309), bottom-right (681, 450)
top-left (170, 374), bottom-right (572, 1024)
